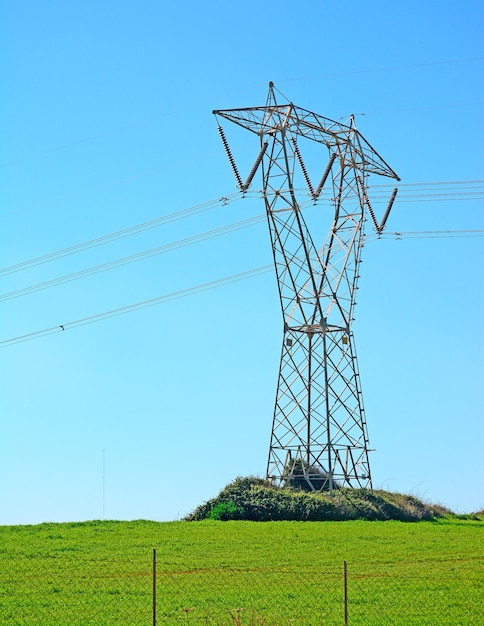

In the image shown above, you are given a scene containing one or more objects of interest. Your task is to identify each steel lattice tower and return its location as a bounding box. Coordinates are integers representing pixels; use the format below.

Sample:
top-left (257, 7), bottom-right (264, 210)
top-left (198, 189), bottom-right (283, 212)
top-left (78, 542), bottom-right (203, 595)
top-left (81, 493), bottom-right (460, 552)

top-left (214, 83), bottom-right (399, 493)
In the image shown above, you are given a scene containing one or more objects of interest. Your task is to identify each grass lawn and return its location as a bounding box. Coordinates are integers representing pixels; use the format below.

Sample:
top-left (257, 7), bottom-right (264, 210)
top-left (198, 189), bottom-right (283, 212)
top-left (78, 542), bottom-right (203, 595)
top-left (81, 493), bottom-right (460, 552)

top-left (0, 516), bottom-right (482, 624)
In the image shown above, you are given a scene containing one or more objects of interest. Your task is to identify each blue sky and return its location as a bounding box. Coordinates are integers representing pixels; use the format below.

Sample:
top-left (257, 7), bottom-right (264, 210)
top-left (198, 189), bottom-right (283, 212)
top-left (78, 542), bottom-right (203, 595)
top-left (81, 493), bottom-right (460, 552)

top-left (1, 0), bottom-right (483, 524)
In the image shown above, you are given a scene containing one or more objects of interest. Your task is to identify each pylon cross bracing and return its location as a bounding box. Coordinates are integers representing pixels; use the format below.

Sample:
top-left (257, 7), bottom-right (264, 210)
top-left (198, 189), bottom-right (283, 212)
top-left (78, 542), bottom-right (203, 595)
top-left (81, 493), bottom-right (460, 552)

top-left (214, 83), bottom-right (400, 493)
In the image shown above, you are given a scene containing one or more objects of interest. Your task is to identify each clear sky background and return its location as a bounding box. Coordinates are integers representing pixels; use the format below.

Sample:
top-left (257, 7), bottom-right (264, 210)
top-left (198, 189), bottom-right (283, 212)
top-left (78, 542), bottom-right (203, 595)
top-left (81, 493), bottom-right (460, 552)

top-left (1, 1), bottom-right (483, 525)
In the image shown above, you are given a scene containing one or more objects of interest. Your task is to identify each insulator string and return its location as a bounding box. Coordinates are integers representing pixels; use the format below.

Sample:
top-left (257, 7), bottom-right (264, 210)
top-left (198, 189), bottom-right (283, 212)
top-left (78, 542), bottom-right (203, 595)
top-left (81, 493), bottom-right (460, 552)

top-left (291, 138), bottom-right (314, 197)
top-left (358, 175), bottom-right (379, 231)
top-left (217, 125), bottom-right (243, 189)
top-left (378, 187), bottom-right (399, 233)
top-left (242, 142), bottom-right (268, 191)
top-left (313, 153), bottom-right (337, 201)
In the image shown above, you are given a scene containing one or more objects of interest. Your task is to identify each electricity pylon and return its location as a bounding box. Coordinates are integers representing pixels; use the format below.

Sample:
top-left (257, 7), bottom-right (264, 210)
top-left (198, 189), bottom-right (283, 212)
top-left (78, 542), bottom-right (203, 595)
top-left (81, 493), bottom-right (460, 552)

top-left (214, 83), bottom-right (399, 493)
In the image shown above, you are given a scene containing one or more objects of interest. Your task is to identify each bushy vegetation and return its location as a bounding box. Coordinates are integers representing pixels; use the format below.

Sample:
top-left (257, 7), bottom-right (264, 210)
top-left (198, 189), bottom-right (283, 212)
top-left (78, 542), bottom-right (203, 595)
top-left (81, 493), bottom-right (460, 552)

top-left (184, 476), bottom-right (449, 522)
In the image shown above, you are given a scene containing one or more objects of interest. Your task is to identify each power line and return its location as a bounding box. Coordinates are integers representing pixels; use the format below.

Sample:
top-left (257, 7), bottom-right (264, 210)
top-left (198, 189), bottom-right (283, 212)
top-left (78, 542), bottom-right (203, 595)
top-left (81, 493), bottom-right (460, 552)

top-left (1, 199), bottom-right (327, 302)
top-left (367, 180), bottom-right (484, 202)
top-left (365, 229), bottom-right (484, 242)
top-left (3, 112), bottom-right (184, 167)
top-left (1, 181), bottom-right (482, 278)
top-left (359, 101), bottom-right (484, 116)
top-left (278, 56), bottom-right (484, 82)
top-left (376, 179), bottom-right (484, 186)
top-left (0, 214), bottom-right (265, 302)
top-left (1, 220), bottom-right (482, 303)
top-left (5, 57), bottom-right (482, 167)
top-left (0, 266), bottom-right (273, 348)
top-left (1, 228), bottom-right (482, 347)
top-left (371, 192), bottom-right (484, 203)
top-left (0, 192), bottom-right (246, 277)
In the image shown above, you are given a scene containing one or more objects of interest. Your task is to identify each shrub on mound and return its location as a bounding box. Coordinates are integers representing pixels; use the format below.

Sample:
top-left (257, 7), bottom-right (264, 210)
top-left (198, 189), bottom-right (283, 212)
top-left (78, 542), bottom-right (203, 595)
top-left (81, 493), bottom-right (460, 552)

top-left (184, 477), bottom-right (449, 522)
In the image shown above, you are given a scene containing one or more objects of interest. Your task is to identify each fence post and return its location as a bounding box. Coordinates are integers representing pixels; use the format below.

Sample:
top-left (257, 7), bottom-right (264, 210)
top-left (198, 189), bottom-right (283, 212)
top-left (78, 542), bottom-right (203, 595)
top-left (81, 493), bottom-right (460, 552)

top-left (153, 548), bottom-right (157, 626)
top-left (344, 560), bottom-right (348, 626)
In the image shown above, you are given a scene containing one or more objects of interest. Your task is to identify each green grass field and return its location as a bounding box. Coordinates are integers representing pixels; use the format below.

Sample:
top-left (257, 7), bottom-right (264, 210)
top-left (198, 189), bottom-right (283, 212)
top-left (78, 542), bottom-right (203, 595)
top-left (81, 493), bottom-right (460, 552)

top-left (1, 516), bottom-right (482, 625)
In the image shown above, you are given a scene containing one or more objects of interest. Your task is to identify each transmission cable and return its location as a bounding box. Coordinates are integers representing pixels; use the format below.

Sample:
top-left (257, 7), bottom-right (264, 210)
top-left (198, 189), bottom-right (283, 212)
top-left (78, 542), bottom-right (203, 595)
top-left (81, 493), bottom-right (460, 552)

top-left (1, 181), bottom-right (481, 278)
top-left (365, 229), bottom-right (484, 242)
top-left (2, 227), bottom-right (482, 348)
top-left (0, 214), bottom-right (266, 302)
top-left (0, 191), bottom-right (248, 277)
top-left (0, 265), bottom-right (273, 348)
top-left (0, 190), bottom-right (482, 302)
top-left (0, 199), bottom-right (322, 302)
top-left (6, 58), bottom-right (481, 166)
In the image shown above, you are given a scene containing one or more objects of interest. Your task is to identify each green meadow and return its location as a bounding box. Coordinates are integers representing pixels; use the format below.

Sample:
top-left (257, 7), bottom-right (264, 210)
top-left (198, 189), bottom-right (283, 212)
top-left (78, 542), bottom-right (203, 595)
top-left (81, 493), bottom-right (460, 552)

top-left (0, 516), bottom-right (482, 625)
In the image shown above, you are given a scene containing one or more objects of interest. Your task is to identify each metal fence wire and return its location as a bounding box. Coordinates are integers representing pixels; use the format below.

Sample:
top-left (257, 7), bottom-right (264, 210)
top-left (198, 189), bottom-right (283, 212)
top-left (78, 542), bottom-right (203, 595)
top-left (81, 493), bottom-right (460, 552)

top-left (0, 548), bottom-right (481, 625)
top-left (1, 551), bottom-right (151, 626)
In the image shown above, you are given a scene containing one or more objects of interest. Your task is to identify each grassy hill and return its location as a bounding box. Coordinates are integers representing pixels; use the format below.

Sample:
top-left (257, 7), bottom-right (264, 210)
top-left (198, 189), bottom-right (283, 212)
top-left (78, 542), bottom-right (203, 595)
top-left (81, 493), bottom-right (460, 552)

top-left (184, 476), bottom-right (451, 522)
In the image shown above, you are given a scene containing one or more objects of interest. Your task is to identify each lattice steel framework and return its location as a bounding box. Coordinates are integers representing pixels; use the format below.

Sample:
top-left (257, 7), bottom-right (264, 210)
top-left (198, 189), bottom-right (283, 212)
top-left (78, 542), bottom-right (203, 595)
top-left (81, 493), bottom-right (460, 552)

top-left (214, 83), bottom-right (400, 493)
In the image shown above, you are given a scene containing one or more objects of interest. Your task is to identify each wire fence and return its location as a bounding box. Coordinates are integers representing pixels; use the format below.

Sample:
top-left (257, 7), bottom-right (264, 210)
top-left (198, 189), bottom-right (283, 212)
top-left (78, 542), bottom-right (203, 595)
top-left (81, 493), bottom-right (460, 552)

top-left (0, 547), bottom-right (481, 624)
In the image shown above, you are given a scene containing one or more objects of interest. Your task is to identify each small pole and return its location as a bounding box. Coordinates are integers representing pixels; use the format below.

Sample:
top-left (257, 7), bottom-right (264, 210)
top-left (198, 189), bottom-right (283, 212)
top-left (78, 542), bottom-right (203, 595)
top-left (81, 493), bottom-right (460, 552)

top-left (153, 548), bottom-right (157, 626)
top-left (102, 449), bottom-right (106, 520)
top-left (344, 560), bottom-right (348, 626)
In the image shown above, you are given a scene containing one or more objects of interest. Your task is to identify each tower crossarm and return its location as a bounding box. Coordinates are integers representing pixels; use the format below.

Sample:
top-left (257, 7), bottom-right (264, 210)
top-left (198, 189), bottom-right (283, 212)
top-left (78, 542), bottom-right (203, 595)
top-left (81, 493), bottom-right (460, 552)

top-left (213, 101), bottom-right (400, 182)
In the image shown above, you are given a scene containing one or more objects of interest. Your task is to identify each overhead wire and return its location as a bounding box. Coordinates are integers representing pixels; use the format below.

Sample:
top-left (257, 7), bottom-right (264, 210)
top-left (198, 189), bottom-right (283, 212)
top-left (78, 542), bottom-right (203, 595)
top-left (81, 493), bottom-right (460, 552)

top-left (2, 111), bottom-right (185, 167)
top-left (0, 213), bottom-right (266, 302)
top-left (0, 181), bottom-right (482, 303)
top-left (278, 56), bottom-right (484, 83)
top-left (1, 225), bottom-right (482, 347)
top-left (1, 180), bottom-right (482, 278)
top-left (368, 192), bottom-right (484, 203)
top-left (365, 179), bottom-right (484, 202)
top-left (0, 191), bottom-right (248, 277)
top-left (4, 57), bottom-right (482, 167)
top-left (2, 221), bottom-right (482, 304)
top-left (0, 265), bottom-right (273, 348)
top-left (2, 225), bottom-right (482, 348)
top-left (1, 175), bottom-right (482, 345)
top-left (0, 194), bottom-right (317, 301)
top-left (364, 229), bottom-right (484, 242)
top-left (372, 179), bottom-right (484, 186)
